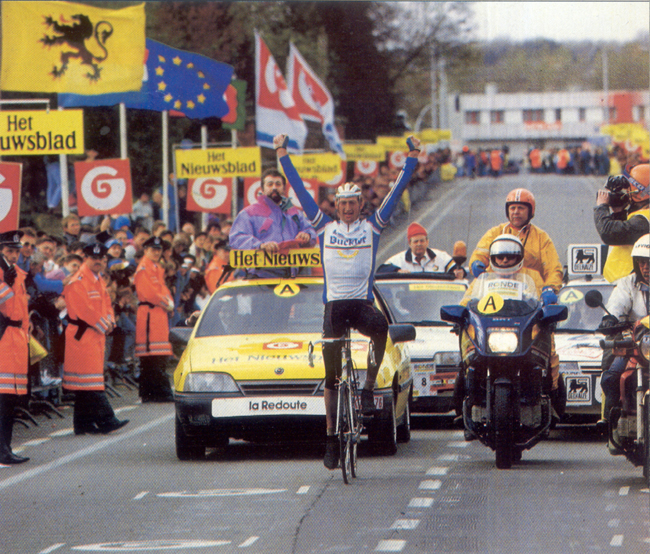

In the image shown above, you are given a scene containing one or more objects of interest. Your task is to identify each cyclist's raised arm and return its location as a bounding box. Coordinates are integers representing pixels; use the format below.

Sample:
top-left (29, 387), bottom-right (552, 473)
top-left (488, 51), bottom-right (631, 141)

top-left (372, 136), bottom-right (420, 230)
top-left (274, 134), bottom-right (330, 230)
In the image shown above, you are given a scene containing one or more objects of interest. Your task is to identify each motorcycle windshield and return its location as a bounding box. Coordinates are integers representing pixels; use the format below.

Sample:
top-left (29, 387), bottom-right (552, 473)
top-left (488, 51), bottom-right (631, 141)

top-left (465, 273), bottom-right (540, 316)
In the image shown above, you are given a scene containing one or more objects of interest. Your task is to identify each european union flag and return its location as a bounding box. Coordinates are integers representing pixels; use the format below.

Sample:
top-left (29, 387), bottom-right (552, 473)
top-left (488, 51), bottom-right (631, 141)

top-left (59, 39), bottom-right (234, 119)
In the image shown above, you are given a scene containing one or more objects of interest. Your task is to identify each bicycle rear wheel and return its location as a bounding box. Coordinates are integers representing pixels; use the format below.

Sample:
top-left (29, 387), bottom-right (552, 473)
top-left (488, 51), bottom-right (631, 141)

top-left (338, 383), bottom-right (352, 484)
top-left (348, 382), bottom-right (359, 479)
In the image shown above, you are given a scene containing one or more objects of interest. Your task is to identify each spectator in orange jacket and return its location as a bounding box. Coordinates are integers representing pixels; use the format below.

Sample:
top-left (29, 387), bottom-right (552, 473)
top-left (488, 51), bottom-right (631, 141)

top-left (134, 236), bottom-right (175, 402)
top-left (205, 239), bottom-right (234, 295)
top-left (63, 243), bottom-right (129, 435)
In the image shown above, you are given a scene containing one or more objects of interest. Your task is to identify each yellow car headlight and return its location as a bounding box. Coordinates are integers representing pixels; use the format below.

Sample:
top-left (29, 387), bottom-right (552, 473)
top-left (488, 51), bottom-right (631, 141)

top-left (184, 372), bottom-right (240, 393)
top-left (640, 334), bottom-right (650, 361)
top-left (487, 329), bottom-right (519, 354)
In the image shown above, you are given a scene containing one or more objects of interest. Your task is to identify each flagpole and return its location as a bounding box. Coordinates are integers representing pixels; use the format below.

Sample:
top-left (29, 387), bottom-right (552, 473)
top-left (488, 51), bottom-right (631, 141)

top-left (58, 107), bottom-right (70, 218)
top-left (231, 129), bottom-right (237, 219)
top-left (162, 110), bottom-right (169, 229)
top-left (201, 125), bottom-right (208, 230)
top-left (119, 103), bottom-right (127, 159)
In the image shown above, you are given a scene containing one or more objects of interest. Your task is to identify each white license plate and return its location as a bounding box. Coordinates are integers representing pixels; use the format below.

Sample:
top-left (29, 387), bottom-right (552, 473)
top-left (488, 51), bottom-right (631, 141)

top-left (414, 371), bottom-right (456, 397)
top-left (211, 397), bottom-right (326, 418)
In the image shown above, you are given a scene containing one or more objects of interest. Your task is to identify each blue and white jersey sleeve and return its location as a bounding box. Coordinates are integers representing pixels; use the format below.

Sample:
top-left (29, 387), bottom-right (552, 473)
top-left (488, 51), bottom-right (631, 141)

top-left (370, 157), bottom-right (418, 230)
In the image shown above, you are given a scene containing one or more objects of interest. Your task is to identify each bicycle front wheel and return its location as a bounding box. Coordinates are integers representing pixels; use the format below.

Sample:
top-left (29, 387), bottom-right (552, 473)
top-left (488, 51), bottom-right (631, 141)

top-left (338, 383), bottom-right (352, 484)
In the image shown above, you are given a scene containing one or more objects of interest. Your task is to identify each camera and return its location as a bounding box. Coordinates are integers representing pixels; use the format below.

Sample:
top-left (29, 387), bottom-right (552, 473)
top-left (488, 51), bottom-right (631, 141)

top-left (604, 175), bottom-right (630, 207)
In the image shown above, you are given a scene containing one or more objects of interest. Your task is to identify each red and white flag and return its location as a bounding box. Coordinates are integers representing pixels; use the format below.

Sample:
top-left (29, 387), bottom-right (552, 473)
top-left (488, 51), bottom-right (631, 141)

top-left (74, 159), bottom-right (133, 217)
top-left (286, 43), bottom-right (345, 158)
top-left (0, 162), bottom-right (22, 233)
top-left (255, 32), bottom-right (307, 154)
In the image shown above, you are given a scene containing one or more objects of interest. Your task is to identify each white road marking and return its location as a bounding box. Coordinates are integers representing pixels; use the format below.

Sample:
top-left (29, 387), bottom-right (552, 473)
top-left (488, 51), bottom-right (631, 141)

top-left (408, 497), bottom-right (434, 508)
top-left (39, 544), bottom-right (65, 554)
top-left (605, 504), bottom-right (617, 512)
top-left (49, 429), bottom-right (74, 437)
top-left (419, 480), bottom-right (442, 490)
top-left (426, 467), bottom-right (448, 476)
top-left (376, 539), bottom-right (406, 552)
top-left (114, 406), bottom-right (137, 414)
top-left (0, 413), bottom-right (174, 492)
top-left (447, 441), bottom-right (469, 448)
top-left (391, 519), bottom-right (419, 530)
top-left (610, 535), bottom-right (624, 547)
top-left (607, 519), bottom-right (620, 528)
top-left (71, 539), bottom-right (230, 550)
top-left (158, 488), bottom-right (286, 498)
top-left (618, 486), bottom-right (629, 496)
top-left (133, 491), bottom-right (149, 500)
top-left (20, 438), bottom-right (50, 447)
top-left (296, 486), bottom-right (310, 494)
top-left (238, 537), bottom-right (259, 548)
top-left (437, 453), bottom-right (465, 461)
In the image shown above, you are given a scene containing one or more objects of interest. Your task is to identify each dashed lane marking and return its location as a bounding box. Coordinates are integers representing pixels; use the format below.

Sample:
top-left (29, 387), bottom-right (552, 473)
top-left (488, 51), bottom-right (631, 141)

top-left (437, 453), bottom-right (467, 462)
top-left (408, 497), bottom-right (434, 508)
top-left (610, 535), bottom-right (624, 547)
top-left (426, 467), bottom-right (448, 476)
top-left (114, 406), bottom-right (137, 414)
top-left (71, 540), bottom-right (231, 551)
top-left (419, 480), bottom-right (442, 490)
top-left (447, 441), bottom-right (469, 448)
top-left (376, 539), bottom-right (406, 552)
top-left (238, 537), bottom-right (259, 548)
top-left (132, 491), bottom-right (149, 500)
top-left (391, 519), bottom-right (419, 530)
top-left (157, 488), bottom-right (286, 498)
top-left (296, 486), bottom-right (310, 494)
top-left (49, 429), bottom-right (74, 437)
top-left (39, 544), bottom-right (65, 554)
top-left (607, 519), bottom-right (620, 528)
top-left (618, 486), bottom-right (630, 496)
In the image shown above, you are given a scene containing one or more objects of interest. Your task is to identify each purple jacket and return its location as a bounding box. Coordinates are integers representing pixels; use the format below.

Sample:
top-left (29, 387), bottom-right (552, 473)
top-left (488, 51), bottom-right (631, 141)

top-left (229, 194), bottom-right (317, 250)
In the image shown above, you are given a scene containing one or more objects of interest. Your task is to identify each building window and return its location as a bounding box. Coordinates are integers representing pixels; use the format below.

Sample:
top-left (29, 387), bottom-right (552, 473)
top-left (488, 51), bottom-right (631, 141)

top-left (555, 108), bottom-right (561, 122)
top-left (579, 108), bottom-right (586, 122)
top-left (490, 110), bottom-right (505, 124)
top-left (637, 105), bottom-right (645, 122)
top-left (523, 109), bottom-right (544, 123)
top-left (465, 110), bottom-right (480, 125)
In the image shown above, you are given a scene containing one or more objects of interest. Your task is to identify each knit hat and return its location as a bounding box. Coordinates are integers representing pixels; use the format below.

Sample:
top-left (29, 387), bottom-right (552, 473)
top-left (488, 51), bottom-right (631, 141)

top-left (407, 222), bottom-right (427, 240)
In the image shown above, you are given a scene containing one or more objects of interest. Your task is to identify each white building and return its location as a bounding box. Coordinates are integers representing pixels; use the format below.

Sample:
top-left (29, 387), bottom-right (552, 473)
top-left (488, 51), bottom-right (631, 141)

top-left (448, 85), bottom-right (649, 160)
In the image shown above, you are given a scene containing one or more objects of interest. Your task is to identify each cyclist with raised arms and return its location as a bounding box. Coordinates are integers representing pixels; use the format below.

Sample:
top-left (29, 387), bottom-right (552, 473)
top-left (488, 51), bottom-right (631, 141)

top-left (273, 133), bottom-right (421, 469)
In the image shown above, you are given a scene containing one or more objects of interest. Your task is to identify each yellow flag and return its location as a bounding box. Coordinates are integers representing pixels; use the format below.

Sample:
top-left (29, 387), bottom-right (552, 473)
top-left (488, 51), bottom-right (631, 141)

top-left (1, 1), bottom-right (145, 94)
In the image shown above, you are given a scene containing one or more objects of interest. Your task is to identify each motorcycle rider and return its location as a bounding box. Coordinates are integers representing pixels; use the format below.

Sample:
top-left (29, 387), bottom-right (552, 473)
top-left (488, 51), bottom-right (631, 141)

top-left (595, 163), bottom-right (649, 284)
top-left (457, 235), bottom-right (560, 438)
top-left (599, 234), bottom-right (649, 451)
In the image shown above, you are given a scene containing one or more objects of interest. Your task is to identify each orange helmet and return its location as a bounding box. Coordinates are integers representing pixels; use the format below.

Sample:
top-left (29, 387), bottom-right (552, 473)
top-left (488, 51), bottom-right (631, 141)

top-left (505, 188), bottom-right (535, 221)
top-left (625, 163), bottom-right (649, 203)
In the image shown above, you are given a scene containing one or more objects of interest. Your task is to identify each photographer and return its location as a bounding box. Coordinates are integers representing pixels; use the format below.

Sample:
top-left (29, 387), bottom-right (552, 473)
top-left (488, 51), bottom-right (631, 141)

top-left (595, 163), bottom-right (649, 283)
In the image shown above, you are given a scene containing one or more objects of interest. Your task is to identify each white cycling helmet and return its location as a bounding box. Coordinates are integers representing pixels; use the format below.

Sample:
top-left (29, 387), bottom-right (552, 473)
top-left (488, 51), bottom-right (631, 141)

top-left (489, 234), bottom-right (524, 275)
top-left (632, 234), bottom-right (649, 283)
top-left (335, 182), bottom-right (362, 201)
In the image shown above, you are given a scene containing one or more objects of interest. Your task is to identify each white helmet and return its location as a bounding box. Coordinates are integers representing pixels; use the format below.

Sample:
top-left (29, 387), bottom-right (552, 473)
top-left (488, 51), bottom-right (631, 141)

top-left (632, 234), bottom-right (649, 283)
top-left (489, 235), bottom-right (524, 275)
top-left (335, 182), bottom-right (362, 201)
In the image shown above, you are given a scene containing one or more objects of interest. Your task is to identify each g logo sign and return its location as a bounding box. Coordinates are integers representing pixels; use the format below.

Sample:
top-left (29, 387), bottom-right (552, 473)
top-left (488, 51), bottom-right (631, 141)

top-left (192, 178), bottom-right (228, 210)
top-left (80, 166), bottom-right (126, 211)
top-left (74, 159), bottom-right (133, 216)
top-left (0, 189), bottom-right (12, 223)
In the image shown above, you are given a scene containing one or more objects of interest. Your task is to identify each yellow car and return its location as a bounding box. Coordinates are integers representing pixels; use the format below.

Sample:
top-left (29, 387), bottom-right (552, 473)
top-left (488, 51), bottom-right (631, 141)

top-left (173, 274), bottom-right (415, 460)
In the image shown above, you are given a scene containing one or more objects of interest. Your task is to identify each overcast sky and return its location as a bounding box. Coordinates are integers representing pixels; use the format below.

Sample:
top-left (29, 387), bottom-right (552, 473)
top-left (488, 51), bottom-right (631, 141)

top-left (471, 2), bottom-right (650, 42)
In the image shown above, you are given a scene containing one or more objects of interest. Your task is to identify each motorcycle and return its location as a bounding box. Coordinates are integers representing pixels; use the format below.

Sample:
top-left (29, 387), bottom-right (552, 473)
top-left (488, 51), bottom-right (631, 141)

top-left (585, 290), bottom-right (650, 486)
top-left (441, 273), bottom-right (567, 469)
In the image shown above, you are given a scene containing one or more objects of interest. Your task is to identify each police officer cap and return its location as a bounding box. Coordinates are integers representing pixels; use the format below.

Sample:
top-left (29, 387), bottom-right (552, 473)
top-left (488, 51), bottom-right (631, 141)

top-left (0, 230), bottom-right (24, 248)
top-left (143, 236), bottom-right (170, 250)
top-left (83, 242), bottom-right (108, 258)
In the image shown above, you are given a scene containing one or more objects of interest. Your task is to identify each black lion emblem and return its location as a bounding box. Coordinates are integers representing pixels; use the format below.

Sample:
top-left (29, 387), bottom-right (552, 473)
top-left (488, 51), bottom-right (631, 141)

top-left (40, 13), bottom-right (113, 82)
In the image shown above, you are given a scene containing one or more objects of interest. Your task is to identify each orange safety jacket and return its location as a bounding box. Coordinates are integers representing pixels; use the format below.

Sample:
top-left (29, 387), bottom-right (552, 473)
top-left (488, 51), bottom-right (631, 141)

top-left (63, 264), bottom-right (114, 391)
top-left (529, 149), bottom-right (542, 169)
top-left (490, 150), bottom-right (503, 171)
top-left (204, 254), bottom-right (234, 295)
top-left (134, 256), bottom-right (173, 357)
top-left (0, 264), bottom-right (29, 395)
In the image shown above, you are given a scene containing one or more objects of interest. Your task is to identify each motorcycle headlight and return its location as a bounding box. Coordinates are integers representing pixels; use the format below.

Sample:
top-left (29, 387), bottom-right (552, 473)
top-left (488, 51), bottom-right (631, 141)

top-left (641, 334), bottom-right (650, 361)
top-left (488, 329), bottom-right (519, 354)
top-left (184, 372), bottom-right (240, 393)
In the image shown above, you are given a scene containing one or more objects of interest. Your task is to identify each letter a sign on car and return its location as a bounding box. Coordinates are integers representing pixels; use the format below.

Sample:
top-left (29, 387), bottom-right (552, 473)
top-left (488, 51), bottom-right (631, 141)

top-left (0, 162), bottom-right (22, 233)
top-left (186, 177), bottom-right (232, 214)
top-left (74, 159), bottom-right (133, 216)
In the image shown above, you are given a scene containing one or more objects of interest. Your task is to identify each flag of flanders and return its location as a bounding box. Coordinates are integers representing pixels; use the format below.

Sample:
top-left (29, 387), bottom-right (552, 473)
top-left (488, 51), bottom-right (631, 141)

top-left (1, 1), bottom-right (145, 94)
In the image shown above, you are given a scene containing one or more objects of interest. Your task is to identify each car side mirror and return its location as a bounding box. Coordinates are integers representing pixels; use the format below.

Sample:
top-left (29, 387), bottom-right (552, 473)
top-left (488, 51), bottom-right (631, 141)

top-left (540, 304), bottom-right (568, 325)
top-left (388, 324), bottom-right (416, 344)
top-left (440, 305), bottom-right (467, 325)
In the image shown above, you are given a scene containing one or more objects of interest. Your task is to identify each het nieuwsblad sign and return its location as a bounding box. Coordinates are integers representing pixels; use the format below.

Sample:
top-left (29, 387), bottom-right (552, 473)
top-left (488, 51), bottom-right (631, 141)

top-left (0, 110), bottom-right (84, 155)
top-left (175, 147), bottom-right (261, 179)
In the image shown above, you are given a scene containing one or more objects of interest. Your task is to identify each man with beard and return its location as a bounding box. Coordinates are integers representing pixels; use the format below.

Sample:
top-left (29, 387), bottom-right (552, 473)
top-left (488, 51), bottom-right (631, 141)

top-left (229, 169), bottom-right (316, 254)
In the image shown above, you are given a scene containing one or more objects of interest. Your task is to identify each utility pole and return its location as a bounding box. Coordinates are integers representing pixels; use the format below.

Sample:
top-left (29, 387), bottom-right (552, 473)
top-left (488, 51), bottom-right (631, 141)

top-left (602, 48), bottom-right (609, 124)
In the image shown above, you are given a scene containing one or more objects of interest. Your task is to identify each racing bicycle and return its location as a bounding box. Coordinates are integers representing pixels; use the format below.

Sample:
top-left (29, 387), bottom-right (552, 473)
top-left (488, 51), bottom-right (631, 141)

top-left (309, 329), bottom-right (371, 483)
